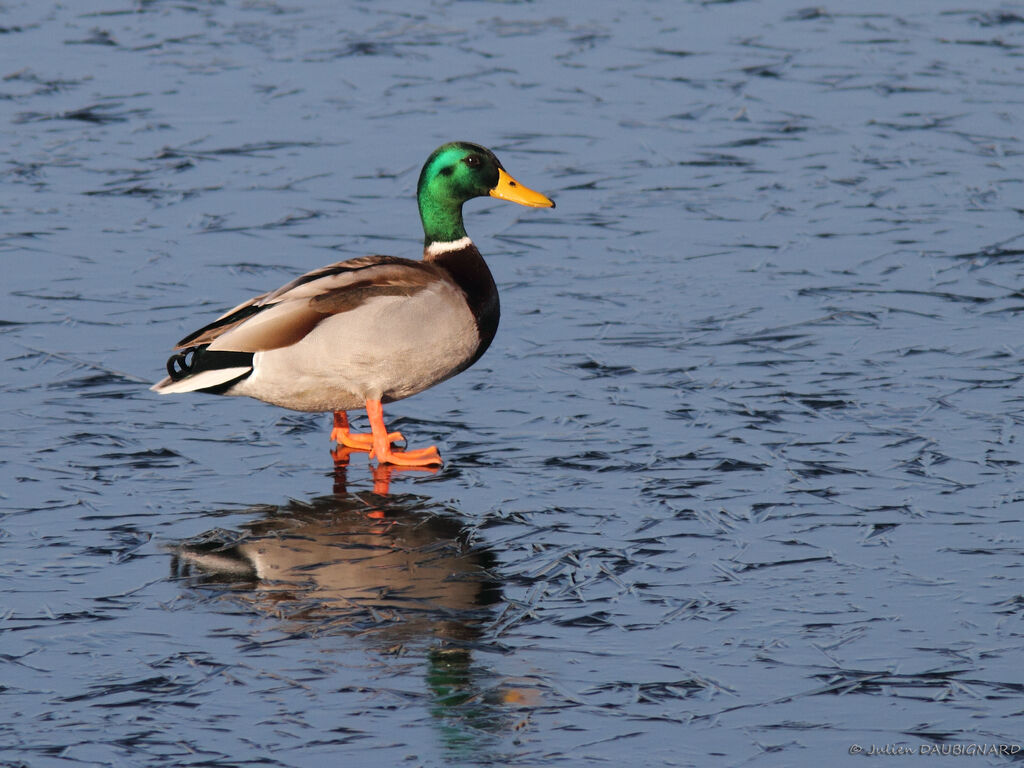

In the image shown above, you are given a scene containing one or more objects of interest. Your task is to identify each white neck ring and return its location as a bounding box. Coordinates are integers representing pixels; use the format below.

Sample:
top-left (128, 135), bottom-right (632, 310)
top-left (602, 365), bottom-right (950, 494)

top-left (425, 236), bottom-right (473, 256)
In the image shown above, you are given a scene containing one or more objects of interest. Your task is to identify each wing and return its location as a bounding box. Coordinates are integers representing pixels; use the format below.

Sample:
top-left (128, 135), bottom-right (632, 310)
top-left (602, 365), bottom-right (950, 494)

top-left (174, 255), bottom-right (435, 350)
top-left (203, 256), bottom-right (439, 353)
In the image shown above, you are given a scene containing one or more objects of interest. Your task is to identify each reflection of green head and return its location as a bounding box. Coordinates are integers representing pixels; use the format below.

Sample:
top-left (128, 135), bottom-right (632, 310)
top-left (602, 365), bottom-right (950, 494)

top-left (417, 142), bottom-right (503, 244)
top-left (427, 647), bottom-right (507, 756)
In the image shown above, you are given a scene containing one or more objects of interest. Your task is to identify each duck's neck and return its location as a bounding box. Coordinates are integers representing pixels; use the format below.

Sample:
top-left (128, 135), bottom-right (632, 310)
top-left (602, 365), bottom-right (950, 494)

top-left (424, 238), bottom-right (499, 362)
top-left (419, 194), bottom-right (467, 245)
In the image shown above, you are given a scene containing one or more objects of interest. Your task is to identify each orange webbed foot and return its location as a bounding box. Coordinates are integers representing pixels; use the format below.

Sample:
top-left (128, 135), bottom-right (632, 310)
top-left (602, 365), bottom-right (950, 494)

top-left (330, 411), bottom-right (403, 452)
top-left (336, 430), bottom-right (404, 451)
top-left (369, 443), bottom-right (443, 467)
top-left (363, 399), bottom-right (443, 467)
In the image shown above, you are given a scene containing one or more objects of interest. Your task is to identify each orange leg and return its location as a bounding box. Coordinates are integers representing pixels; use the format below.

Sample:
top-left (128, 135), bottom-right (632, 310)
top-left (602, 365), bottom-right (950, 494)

top-left (330, 410), bottom-right (402, 452)
top-left (365, 398), bottom-right (442, 467)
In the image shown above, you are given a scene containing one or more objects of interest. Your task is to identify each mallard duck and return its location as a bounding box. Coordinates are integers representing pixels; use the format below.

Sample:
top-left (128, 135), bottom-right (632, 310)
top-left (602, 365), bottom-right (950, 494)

top-left (151, 141), bottom-right (554, 466)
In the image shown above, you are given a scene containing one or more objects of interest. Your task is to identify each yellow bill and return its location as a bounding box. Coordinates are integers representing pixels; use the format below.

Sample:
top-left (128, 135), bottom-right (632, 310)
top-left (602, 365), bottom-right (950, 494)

top-left (490, 168), bottom-right (555, 208)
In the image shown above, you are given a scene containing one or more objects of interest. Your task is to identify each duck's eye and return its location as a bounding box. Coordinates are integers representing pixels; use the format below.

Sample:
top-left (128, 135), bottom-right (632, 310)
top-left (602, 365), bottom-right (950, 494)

top-left (464, 155), bottom-right (482, 168)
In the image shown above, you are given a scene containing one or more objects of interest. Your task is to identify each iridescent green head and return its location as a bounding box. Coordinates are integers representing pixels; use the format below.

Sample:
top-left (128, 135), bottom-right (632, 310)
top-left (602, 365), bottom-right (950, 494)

top-left (416, 141), bottom-right (554, 245)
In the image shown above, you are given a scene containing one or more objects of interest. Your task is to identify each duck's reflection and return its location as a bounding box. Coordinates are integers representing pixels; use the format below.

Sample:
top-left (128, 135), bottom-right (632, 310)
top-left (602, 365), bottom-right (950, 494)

top-left (170, 462), bottom-right (533, 754)
top-left (172, 492), bottom-right (501, 645)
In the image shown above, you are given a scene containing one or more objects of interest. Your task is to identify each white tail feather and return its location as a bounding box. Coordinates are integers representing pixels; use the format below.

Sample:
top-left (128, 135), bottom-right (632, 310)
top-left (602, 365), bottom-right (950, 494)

top-left (150, 367), bottom-right (251, 394)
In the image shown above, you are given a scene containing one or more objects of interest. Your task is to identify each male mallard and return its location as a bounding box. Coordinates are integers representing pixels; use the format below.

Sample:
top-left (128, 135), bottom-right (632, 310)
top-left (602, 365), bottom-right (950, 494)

top-left (151, 142), bottom-right (554, 466)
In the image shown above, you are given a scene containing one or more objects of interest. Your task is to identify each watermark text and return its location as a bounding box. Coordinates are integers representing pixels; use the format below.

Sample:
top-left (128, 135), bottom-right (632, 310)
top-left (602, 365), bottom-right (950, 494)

top-left (848, 743), bottom-right (1021, 757)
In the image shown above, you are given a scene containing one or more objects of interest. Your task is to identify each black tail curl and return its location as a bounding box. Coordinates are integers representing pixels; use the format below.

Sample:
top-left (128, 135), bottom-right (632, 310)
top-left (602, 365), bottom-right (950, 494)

top-left (167, 346), bottom-right (202, 381)
top-left (166, 344), bottom-right (255, 384)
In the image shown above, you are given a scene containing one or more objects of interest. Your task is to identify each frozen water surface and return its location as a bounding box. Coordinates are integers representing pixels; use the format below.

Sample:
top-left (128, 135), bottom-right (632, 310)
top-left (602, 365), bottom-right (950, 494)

top-left (1, 1), bottom-right (1023, 765)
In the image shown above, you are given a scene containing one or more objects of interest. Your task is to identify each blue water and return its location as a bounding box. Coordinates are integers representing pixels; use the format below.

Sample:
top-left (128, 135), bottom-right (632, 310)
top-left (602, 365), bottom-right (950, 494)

top-left (2, 1), bottom-right (1023, 765)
